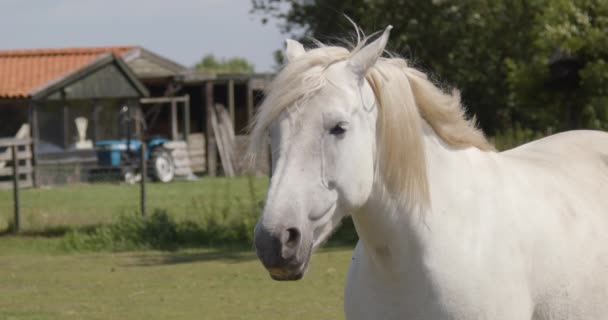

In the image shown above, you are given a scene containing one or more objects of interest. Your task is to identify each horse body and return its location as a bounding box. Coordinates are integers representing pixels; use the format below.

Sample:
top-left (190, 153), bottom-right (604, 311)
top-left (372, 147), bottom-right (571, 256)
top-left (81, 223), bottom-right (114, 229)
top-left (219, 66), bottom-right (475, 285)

top-left (346, 129), bottom-right (608, 319)
top-left (251, 25), bottom-right (608, 319)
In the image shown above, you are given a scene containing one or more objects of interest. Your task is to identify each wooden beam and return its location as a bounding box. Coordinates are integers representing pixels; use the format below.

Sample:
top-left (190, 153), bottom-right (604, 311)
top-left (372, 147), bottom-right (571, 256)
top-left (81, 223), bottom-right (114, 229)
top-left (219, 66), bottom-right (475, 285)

top-left (0, 138), bottom-right (32, 148)
top-left (11, 145), bottom-right (20, 233)
top-left (0, 149), bottom-right (32, 162)
top-left (29, 101), bottom-right (39, 188)
top-left (246, 80), bottom-right (254, 126)
top-left (140, 143), bottom-right (146, 217)
top-left (134, 99), bottom-right (142, 139)
top-left (0, 166), bottom-right (33, 176)
top-left (205, 82), bottom-right (217, 176)
top-left (140, 96), bottom-right (189, 104)
top-left (228, 80), bottom-right (235, 131)
top-left (171, 99), bottom-right (178, 141)
top-left (183, 95), bottom-right (191, 144)
top-left (63, 104), bottom-right (70, 149)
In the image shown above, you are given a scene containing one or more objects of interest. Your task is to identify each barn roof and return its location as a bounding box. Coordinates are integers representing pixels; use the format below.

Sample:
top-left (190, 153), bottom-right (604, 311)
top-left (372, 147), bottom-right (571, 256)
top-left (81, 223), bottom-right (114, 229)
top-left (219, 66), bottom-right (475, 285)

top-left (0, 46), bottom-right (138, 99)
top-left (122, 47), bottom-right (188, 79)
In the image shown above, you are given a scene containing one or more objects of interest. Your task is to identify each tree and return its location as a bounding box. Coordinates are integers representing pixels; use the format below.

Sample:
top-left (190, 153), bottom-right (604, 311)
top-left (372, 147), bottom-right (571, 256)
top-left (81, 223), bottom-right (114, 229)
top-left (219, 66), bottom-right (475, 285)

top-left (506, 0), bottom-right (608, 131)
top-left (194, 54), bottom-right (255, 74)
top-left (251, 0), bottom-right (608, 138)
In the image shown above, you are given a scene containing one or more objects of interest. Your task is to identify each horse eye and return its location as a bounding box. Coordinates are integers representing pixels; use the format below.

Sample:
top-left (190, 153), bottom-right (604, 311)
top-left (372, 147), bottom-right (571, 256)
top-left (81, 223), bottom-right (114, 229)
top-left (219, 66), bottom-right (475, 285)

top-left (329, 124), bottom-right (346, 136)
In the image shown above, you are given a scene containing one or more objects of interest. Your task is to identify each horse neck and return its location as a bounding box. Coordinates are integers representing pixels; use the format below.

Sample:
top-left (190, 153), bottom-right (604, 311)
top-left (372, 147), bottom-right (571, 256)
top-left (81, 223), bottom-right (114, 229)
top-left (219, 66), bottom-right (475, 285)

top-left (353, 121), bottom-right (493, 273)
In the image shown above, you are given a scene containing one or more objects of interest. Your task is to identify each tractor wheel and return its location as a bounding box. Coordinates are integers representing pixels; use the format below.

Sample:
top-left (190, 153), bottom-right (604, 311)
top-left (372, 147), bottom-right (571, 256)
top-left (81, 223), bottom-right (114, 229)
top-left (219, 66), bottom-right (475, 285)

top-left (151, 148), bottom-right (174, 183)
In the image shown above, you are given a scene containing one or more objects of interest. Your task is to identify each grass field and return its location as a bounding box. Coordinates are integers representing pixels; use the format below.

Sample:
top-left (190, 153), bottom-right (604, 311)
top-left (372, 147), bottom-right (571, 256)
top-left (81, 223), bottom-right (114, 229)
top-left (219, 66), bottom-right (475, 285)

top-left (0, 177), bottom-right (268, 232)
top-left (0, 178), bottom-right (355, 319)
top-left (0, 238), bottom-right (353, 320)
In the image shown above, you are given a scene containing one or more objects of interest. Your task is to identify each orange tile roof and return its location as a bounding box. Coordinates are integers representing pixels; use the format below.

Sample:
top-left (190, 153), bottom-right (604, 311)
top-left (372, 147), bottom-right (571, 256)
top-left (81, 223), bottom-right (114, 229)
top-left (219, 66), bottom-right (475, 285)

top-left (0, 46), bottom-right (137, 98)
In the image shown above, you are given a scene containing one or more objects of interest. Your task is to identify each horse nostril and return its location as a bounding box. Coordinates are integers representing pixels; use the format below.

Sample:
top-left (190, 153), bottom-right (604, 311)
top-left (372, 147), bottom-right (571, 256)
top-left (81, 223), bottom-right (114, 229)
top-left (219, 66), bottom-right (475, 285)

top-left (282, 227), bottom-right (301, 248)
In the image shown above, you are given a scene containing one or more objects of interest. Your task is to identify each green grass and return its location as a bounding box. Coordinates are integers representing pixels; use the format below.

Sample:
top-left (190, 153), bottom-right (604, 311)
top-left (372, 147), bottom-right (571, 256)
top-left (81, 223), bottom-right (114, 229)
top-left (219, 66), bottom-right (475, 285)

top-left (0, 177), bottom-right (268, 232)
top-left (0, 240), bottom-right (352, 320)
top-left (0, 178), bottom-right (357, 319)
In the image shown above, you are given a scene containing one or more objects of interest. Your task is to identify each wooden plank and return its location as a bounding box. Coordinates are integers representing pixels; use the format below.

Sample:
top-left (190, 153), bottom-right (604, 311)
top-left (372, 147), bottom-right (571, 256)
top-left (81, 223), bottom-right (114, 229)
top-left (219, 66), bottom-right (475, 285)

top-left (171, 150), bottom-right (190, 160)
top-left (221, 105), bottom-right (236, 173)
top-left (228, 80), bottom-right (235, 128)
top-left (188, 150), bottom-right (206, 157)
top-left (171, 99), bottom-right (178, 141)
top-left (184, 95), bottom-right (191, 144)
top-left (63, 104), bottom-right (69, 149)
top-left (206, 82), bottom-right (216, 176)
top-left (140, 96), bottom-right (189, 104)
top-left (140, 143), bottom-right (146, 217)
top-left (173, 158), bottom-right (191, 168)
top-left (189, 158), bottom-right (206, 165)
top-left (217, 104), bottom-right (236, 172)
top-left (188, 134), bottom-right (205, 142)
top-left (11, 145), bottom-right (20, 232)
top-left (30, 102), bottom-right (39, 188)
top-left (163, 141), bottom-right (188, 149)
top-left (0, 150), bottom-right (32, 162)
top-left (247, 81), bottom-right (254, 125)
top-left (187, 132), bottom-right (206, 173)
top-left (209, 104), bottom-right (239, 176)
top-left (0, 166), bottom-right (33, 176)
top-left (210, 104), bottom-right (234, 176)
top-left (0, 138), bottom-right (32, 148)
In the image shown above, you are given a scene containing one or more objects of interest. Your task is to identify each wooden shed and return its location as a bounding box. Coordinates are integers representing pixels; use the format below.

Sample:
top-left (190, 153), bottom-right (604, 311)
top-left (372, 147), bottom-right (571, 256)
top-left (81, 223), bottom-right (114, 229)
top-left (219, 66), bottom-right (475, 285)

top-left (107, 46), bottom-right (272, 176)
top-left (0, 47), bottom-right (149, 185)
top-left (116, 48), bottom-right (272, 176)
top-left (0, 45), bottom-right (271, 185)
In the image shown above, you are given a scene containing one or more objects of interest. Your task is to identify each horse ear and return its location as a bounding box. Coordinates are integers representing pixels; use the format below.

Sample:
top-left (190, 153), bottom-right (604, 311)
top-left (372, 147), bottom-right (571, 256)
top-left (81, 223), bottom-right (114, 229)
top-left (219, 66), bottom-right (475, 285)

top-left (285, 39), bottom-right (306, 62)
top-left (348, 25), bottom-right (393, 77)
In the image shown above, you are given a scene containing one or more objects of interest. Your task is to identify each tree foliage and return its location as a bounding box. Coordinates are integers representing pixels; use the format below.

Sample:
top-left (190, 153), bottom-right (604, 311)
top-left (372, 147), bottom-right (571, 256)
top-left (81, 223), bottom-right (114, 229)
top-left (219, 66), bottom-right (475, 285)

top-left (506, 0), bottom-right (608, 131)
top-left (251, 0), bottom-right (608, 136)
top-left (194, 54), bottom-right (255, 74)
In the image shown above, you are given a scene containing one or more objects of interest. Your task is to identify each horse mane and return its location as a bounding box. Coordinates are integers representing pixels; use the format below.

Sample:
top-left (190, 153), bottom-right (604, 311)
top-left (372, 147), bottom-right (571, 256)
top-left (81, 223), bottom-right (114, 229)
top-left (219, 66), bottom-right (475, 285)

top-left (249, 40), bottom-right (494, 211)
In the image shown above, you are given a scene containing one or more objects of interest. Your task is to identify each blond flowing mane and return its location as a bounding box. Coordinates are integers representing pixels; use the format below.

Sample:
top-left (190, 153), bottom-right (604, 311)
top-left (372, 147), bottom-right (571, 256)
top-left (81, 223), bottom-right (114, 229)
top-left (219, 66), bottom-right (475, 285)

top-left (249, 41), bottom-right (494, 210)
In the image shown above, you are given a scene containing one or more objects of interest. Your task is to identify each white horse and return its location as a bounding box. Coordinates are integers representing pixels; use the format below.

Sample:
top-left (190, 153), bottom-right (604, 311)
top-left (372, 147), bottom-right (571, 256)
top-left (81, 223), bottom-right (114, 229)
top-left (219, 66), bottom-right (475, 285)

top-left (250, 26), bottom-right (608, 319)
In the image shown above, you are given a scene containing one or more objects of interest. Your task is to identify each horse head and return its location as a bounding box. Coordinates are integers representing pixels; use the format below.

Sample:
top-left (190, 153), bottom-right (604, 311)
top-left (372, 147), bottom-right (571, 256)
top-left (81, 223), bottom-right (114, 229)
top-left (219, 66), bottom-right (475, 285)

top-left (250, 26), bottom-right (393, 281)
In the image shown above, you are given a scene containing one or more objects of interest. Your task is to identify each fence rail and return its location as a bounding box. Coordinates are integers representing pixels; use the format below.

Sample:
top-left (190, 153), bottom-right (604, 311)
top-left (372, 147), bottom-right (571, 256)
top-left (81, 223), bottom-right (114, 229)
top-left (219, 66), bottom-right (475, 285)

top-left (0, 138), bottom-right (34, 190)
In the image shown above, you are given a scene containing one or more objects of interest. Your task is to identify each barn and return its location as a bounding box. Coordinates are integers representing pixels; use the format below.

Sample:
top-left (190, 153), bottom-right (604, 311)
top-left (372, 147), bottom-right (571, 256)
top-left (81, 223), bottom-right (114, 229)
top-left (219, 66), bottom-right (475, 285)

top-left (0, 46), bottom-right (271, 186)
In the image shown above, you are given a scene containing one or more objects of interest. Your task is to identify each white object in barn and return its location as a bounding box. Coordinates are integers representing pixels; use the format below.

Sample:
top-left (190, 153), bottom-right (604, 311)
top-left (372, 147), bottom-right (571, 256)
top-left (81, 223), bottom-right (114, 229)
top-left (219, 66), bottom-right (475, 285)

top-left (74, 117), bottom-right (93, 149)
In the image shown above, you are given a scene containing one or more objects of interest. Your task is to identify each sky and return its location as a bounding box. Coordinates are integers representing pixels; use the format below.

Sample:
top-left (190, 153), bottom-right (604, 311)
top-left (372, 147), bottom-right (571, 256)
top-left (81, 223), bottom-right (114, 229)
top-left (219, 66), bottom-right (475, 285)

top-left (0, 0), bottom-right (287, 72)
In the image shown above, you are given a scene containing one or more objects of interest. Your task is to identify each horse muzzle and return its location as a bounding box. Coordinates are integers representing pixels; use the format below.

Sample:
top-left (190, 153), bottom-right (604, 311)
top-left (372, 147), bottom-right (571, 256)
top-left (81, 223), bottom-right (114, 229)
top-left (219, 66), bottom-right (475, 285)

top-left (254, 224), bottom-right (311, 281)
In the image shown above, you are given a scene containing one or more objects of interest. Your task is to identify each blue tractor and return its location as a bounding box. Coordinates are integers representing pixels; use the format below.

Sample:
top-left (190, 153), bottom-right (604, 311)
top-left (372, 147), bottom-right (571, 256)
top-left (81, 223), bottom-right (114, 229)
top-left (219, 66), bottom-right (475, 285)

top-left (95, 106), bottom-right (175, 183)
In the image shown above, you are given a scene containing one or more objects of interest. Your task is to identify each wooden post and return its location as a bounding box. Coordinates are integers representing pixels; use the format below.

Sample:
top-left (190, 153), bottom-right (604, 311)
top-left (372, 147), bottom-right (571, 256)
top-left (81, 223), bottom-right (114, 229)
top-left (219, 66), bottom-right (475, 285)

top-left (171, 99), bottom-right (178, 141)
top-left (63, 104), bottom-right (70, 149)
top-left (140, 143), bottom-right (146, 217)
top-left (246, 81), bottom-right (254, 126)
top-left (134, 99), bottom-right (142, 139)
top-left (183, 95), bottom-right (191, 143)
top-left (11, 145), bottom-right (20, 233)
top-left (29, 101), bottom-right (39, 188)
top-left (206, 82), bottom-right (217, 176)
top-left (228, 80), bottom-right (235, 130)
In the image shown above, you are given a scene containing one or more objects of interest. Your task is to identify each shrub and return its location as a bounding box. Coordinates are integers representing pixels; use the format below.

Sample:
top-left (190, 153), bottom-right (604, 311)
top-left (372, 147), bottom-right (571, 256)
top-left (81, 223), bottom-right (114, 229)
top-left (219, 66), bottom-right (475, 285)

top-left (61, 208), bottom-right (259, 251)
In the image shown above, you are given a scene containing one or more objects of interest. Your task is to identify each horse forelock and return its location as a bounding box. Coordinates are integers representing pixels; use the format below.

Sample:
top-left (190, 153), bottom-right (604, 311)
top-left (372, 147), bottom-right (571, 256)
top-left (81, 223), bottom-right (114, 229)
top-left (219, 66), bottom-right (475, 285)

top-left (247, 46), bottom-right (351, 163)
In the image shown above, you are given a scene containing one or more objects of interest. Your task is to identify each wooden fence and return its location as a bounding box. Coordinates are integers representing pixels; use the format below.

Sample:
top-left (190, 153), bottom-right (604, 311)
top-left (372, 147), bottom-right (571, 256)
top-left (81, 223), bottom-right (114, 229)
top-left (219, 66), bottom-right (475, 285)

top-left (0, 137), bottom-right (34, 189)
top-left (0, 137), bottom-right (33, 232)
